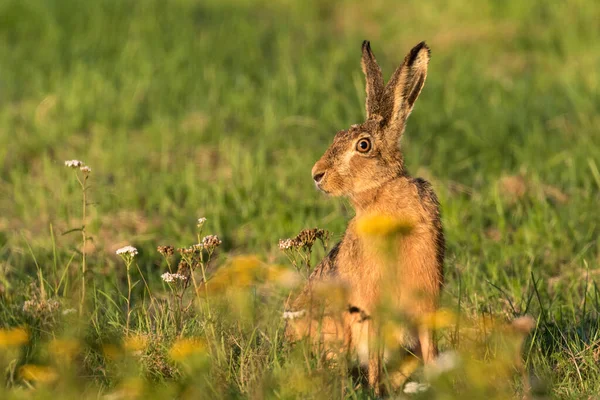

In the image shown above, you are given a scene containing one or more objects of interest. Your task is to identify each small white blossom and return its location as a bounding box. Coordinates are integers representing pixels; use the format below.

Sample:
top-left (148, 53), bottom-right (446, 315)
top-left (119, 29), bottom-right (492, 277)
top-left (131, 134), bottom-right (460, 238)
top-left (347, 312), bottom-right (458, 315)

top-left (80, 166), bottom-right (91, 173)
top-left (278, 239), bottom-right (294, 250)
top-left (62, 308), bottom-right (77, 316)
top-left (403, 382), bottom-right (430, 394)
top-left (65, 160), bottom-right (84, 168)
top-left (197, 217), bottom-right (207, 228)
top-left (161, 272), bottom-right (188, 283)
top-left (424, 351), bottom-right (460, 380)
top-left (116, 246), bottom-right (138, 257)
top-left (282, 310), bottom-right (306, 320)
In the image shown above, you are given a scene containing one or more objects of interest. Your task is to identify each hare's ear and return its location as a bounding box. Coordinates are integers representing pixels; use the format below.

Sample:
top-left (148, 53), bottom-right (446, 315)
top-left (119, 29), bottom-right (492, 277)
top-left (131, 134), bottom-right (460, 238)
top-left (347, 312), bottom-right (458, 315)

top-left (383, 41), bottom-right (430, 135)
top-left (361, 40), bottom-right (384, 119)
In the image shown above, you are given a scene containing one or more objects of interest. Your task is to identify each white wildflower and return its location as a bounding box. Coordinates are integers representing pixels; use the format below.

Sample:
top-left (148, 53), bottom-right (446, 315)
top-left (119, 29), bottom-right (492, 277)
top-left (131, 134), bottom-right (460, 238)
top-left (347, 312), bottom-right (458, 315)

top-left (197, 217), bottom-right (207, 228)
top-left (116, 246), bottom-right (138, 257)
top-left (161, 273), bottom-right (188, 283)
top-left (282, 310), bottom-right (306, 320)
top-left (64, 160), bottom-right (84, 168)
top-left (62, 308), bottom-right (77, 316)
top-left (278, 239), bottom-right (294, 250)
top-left (403, 382), bottom-right (430, 394)
top-left (80, 166), bottom-right (91, 173)
top-left (424, 350), bottom-right (460, 380)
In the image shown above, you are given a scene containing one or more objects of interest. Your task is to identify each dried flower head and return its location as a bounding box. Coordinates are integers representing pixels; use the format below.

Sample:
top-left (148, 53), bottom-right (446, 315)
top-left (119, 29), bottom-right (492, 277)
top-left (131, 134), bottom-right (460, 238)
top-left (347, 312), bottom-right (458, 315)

top-left (278, 228), bottom-right (330, 251)
top-left (177, 246), bottom-right (196, 255)
top-left (80, 165), bottom-right (91, 173)
top-left (202, 235), bottom-right (222, 250)
top-left (197, 217), bottom-right (207, 228)
top-left (116, 246), bottom-right (138, 257)
top-left (23, 299), bottom-right (60, 317)
top-left (176, 260), bottom-right (192, 280)
top-left (161, 272), bottom-right (188, 283)
top-left (157, 245), bottom-right (175, 257)
top-left (64, 160), bottom-right (84, 168)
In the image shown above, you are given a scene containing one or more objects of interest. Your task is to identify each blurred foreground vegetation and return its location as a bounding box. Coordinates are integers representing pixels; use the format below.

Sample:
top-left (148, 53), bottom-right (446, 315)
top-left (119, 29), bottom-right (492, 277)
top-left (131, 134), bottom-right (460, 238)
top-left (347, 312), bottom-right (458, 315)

top-left (0, 0), bottom-right (599, 398)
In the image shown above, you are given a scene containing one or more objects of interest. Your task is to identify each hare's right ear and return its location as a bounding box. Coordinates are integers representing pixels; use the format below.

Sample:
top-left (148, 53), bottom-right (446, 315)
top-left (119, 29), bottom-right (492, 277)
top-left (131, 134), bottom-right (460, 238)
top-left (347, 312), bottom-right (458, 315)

top-left (383, 42), bottom-right (430, 137)
top-left (361, 40), bottom-right (384, 119)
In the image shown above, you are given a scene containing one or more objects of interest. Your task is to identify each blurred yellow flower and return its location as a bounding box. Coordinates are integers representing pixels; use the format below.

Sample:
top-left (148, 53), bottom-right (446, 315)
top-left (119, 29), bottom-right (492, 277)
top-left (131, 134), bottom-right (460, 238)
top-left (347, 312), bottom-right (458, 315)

top-left (124, 335), bottom-right (148, 355)
top-left (103, 344), bottom-right (122, 361)
top-left (419, 309), bottom-right (458, 330)
top-left (48, 338), bottom-right (80, 360)
top-left (106, 378), bottom-right (145, 399)
top-left (169, 338), bottom-right (206, 361)
top-left (0, 327), bottom-right (29, 347)
top-left (356, 214), bottom-right (414, 237)
top-left (312, 281), bottom-right (349, 311)
top-left (205, 255), bottom-right (263, 295)
top-left (19, 365), bottom-right (58, 383)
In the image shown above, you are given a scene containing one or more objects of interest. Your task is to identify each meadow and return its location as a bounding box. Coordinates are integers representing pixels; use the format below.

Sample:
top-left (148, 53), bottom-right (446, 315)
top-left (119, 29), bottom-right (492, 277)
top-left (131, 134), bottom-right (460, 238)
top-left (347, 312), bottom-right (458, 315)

top-left (0, 0), bottom-right (599, 398)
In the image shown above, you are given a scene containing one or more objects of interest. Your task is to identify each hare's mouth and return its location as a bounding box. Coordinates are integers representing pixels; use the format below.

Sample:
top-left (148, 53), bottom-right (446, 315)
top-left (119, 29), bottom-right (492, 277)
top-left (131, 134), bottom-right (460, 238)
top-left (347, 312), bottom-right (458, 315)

top-left (314, 181), bottom-right (329, 194)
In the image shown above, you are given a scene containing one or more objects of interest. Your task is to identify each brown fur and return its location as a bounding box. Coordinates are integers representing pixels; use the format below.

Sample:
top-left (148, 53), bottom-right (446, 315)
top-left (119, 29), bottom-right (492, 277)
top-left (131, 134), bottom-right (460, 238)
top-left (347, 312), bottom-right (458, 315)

top-left (285, 41), bottom-right (444, 394)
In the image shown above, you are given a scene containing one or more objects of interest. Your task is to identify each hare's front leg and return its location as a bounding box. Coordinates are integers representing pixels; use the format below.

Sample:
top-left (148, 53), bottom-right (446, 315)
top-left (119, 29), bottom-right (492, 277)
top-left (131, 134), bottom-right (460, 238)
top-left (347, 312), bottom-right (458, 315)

top-left (418, 327), bottom-right (437, 364)
top-left (367, 320), bottom-right (383, 396)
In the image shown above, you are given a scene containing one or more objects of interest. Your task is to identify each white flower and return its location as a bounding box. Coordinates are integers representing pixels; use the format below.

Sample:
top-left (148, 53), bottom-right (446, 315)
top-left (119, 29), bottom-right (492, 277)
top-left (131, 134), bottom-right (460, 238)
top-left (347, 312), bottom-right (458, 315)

top-left (80, 166), bottom-right (91, 173)
top-left (278, 239), bottom-right (294, 250)
top-left (62, 308), bottom-right (77, 315)
top-left (282, 310), bottom-right (306, 320)
top-left (161, 273), bottom-right (187, 283)
top-left (65, 160), bottom-right (84, 168)
top-left (197, 217), bottom-right (207, 228)
top-left (116, 246), bottom-right (138, 257)
top-left (403, 382), bottom-right (430, 394)
top-left (424, 351), bottom-right (460, 380)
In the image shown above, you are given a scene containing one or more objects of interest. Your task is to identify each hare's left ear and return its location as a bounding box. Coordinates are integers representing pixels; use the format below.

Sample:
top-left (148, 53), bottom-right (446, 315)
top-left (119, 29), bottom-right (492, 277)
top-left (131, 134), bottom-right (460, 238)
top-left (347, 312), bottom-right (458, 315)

top-left (383, 41), bottom-right (430, 135)
top-left (361, 40), bottom-right (385, 119)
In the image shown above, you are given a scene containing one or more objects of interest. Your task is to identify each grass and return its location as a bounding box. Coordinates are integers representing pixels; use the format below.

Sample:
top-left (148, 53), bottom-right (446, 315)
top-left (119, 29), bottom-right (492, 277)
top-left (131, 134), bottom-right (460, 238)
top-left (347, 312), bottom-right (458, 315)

top-left (0, 0), bottom-right (599, 398)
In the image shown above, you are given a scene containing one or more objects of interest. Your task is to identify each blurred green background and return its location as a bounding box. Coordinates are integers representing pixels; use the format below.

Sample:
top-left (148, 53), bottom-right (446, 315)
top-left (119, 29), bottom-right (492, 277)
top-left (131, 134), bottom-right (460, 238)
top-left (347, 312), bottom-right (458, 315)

top-left (0, 0), bottom-right (599, 396)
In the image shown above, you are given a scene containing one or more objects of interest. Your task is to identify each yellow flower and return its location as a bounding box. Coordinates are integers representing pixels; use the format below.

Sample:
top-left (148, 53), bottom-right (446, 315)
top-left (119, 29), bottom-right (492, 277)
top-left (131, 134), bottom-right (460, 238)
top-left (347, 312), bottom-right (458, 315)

top-left (419, 309), bottom-right (458, 330)
top-left (19, 365), bottom-right (58, 383)
top-left (0, 327), bottom-right (29, 347)
top-left (356, 214), bottom-right (414, 237)
top-left (124, 335), bottom-right (148, 355)
top-left (312, 280), bottom-right (349, 311)
top-left (169, 338), bottom-right (206, 361)
top-left (48, 338), bottom-right (80, 360)
top-left (103, 344), bottom-right (122, 361)
top-left (204, 255), bottom-right (263, 295)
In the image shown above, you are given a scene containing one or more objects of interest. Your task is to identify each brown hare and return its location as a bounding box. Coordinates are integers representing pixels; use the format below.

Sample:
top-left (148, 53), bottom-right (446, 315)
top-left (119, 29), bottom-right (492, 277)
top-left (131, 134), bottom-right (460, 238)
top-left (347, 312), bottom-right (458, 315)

top-left (284, 41), bottom-right (444, 394)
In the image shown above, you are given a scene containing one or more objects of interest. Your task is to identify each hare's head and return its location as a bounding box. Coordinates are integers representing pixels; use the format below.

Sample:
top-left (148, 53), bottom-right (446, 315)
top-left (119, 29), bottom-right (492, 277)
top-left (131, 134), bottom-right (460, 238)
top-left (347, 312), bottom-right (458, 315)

top-left (312, 41), bottom-right (430, 197)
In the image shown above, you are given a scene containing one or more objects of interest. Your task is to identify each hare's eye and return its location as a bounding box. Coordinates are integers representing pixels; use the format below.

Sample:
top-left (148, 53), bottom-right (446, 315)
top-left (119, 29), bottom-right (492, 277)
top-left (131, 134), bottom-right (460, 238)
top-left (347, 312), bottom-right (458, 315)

top-left (356, 138), bottom-right (371, 153)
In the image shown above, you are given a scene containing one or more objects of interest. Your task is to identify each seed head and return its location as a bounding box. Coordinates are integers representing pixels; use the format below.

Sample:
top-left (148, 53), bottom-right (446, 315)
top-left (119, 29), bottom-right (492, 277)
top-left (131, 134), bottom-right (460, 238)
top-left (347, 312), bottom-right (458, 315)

top-left (202, 235), bottom-right (222, 250)
top-left (157, 245), bottom-right (175, 257)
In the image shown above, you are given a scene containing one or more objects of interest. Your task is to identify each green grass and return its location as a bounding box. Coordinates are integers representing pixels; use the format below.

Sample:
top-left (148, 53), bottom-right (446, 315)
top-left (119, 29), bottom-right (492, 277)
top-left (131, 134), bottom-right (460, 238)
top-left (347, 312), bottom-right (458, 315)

top-left (0, 0), bottom-right (599, 398)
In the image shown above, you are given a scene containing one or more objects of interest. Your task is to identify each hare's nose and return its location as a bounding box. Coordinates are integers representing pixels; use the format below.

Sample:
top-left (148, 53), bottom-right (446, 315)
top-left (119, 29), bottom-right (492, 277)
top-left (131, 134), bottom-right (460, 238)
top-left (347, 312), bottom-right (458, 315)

top-left (313, 171), bottom-right (325, 184)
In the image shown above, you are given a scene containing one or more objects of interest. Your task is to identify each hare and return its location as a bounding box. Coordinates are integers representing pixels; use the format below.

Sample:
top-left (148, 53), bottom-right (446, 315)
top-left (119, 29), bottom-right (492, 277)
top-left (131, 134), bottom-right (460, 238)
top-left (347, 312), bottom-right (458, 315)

top-left (284, 41), bottom-right (444, 393)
